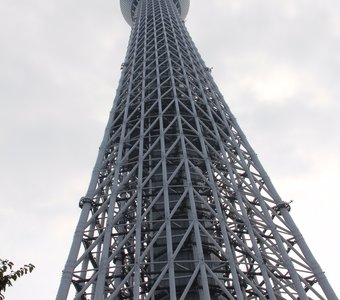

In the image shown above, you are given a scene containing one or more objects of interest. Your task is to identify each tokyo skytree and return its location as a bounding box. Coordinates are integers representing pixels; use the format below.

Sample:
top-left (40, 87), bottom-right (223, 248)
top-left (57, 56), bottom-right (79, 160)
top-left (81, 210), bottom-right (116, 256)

top-left (56, 0), bottom-right (338, 299)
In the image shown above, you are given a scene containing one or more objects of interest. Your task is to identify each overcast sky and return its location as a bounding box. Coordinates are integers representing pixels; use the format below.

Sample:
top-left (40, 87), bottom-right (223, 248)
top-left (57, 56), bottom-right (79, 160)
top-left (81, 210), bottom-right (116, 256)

top-left (0, 0), bottom-right (339, 299)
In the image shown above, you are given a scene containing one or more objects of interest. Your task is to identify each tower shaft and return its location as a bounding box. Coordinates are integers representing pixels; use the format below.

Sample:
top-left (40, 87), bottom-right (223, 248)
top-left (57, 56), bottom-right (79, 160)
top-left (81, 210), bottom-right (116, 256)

top-left (56, 0), bottom-right (338, 299)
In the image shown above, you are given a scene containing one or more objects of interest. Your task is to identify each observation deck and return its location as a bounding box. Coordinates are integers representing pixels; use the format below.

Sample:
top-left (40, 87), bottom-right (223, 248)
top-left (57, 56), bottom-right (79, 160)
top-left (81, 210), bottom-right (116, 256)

top-left (120, 0), bottom-right (190, 26)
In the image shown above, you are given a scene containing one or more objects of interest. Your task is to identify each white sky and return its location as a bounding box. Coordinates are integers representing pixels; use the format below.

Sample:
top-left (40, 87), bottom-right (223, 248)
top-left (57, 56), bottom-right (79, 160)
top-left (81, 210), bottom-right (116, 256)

top-left (0, 0), bottom-right (339, 299)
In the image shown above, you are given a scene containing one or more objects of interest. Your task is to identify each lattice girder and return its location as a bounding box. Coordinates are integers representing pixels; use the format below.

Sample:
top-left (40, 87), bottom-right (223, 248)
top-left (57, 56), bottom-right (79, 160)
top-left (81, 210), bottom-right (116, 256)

top-left (56, 0), bottom-right (338, 299)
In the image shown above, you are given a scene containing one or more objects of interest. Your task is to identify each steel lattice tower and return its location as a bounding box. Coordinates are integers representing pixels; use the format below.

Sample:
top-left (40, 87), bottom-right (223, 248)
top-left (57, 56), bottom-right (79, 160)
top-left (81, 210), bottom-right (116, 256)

top-left (56, 0), bottom-right (338, 299)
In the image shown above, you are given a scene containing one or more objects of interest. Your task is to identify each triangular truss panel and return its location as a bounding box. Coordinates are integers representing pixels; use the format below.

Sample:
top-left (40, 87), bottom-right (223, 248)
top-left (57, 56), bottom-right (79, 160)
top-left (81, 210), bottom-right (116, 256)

top-left (56, 0), bottom-right (338, 299)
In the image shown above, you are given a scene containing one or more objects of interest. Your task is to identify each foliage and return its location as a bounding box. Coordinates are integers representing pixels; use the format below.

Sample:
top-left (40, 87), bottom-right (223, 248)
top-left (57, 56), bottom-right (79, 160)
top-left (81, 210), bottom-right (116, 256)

top-left (0, 259), bottom-right (35, 300)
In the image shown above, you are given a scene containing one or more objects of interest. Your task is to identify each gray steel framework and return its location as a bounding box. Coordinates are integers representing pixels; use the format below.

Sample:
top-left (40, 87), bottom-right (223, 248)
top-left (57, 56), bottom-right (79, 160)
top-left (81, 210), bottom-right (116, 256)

top-left (56, 0), bottom-right (338, 299)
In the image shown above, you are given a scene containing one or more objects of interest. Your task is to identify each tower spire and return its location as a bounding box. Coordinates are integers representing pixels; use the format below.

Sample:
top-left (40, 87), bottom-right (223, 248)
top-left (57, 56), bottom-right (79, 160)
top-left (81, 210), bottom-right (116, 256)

top-left (56, 0), bottom-right (338, 299)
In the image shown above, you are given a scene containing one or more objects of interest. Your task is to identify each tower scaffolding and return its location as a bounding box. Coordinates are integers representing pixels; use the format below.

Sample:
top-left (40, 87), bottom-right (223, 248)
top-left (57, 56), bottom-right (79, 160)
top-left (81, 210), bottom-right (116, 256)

top-left (56, 0), bottom-right (338, 299)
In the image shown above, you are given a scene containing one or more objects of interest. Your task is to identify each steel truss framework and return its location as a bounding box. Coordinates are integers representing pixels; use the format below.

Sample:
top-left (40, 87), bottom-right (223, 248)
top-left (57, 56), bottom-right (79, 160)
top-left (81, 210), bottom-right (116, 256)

top-left (56, 0), bottom-right (338, 299)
